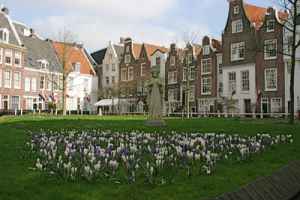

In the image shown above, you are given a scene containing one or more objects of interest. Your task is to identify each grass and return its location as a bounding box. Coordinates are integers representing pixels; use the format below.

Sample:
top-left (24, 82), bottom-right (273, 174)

top-left (0, 115), bottom-right (299, 200)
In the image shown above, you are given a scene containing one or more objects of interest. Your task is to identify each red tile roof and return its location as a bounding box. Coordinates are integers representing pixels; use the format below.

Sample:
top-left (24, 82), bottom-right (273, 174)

top-left (131, 42), bottom-right (168, 59)
top-left (243, 3), bottom-right (288, 30)
top-left (53, 42), bottom-right (96, 76)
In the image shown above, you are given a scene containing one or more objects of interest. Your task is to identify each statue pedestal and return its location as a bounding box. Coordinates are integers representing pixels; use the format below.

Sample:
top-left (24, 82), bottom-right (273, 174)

top-left (145, 120), bottom-right (166, 127)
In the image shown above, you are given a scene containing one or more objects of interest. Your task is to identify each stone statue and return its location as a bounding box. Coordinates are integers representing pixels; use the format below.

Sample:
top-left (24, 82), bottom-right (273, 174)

top-left (145, 69), bottom-right (166, 126)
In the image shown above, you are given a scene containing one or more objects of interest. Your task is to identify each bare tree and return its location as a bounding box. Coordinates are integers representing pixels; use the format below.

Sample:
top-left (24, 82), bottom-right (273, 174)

top-left (54, 29), bottom-right (76, 115)
top-left (267, 0), bottom-right (300, 124)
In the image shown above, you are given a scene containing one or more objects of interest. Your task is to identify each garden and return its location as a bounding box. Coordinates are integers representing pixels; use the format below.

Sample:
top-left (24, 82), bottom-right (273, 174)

top-left (0, 116), bottom-right (299, 200)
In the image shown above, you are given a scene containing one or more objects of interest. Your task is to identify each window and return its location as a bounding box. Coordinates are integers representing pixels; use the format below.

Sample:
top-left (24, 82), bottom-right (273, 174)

top-left (73, 62), bottom-right (81, 72)
top-left (202, 77), bottom-right (212, 95)
top-left (0, 48), bottom-right (3, 64)
top-left (126, 46), bottom-right (130, 53)
top-left (106, 76), bottom-right (109, 85)
top-left (112, 76), bottom-right (115, 84)
top-left (14, 72), bottom-right (21, 89)
top-left (203, 45), bottom-right (210, 56)
top-left (266, 20), bottom-right (275, 32)
top-left (232, 19), bottom-right (243, 33)
top-left (183, 68), bottom-right (187, 81)
top-left (121, 68), bottom-right (127, 81)
top-left (4, 70), bottom-right (11, 88)
top-left (105, 64), bottom-right (109, 72)
top-left (32, 78), bottom-right (37, 92)
top-left (187, 54), bottom-right (193, 64)
top-left (168, 71), bottom-right (177, 84)
top-left (14, 52), bottom-right (21, 67)
top-left (170, 56), bottom-right (176, 66)
top-left (271, 98), bottom-right (282, 113)
top-left (241, 71), bottom-right (250, 91)
top-left (219, 82), bottom-right (223, 93)
top-left (265, 68), bottom-right (277, 91)
top-left (141, 63), bottom-right (146, 76)
top-left (0, 28), bottom-right (9, 43)
top-left (219, 64), bottom-right (223, 74)
top-left (112, 64), bottom-right (116, 72)
top-left (10, 96), bottom-right (20, 110)
top-left (38, 60), bottom-right (49, 69)
top-left (25, 78), bottom-right (31, 92)
top-left (228, 72), bottom-right (236, 94)
top-left (40, 76), bottom-right (45, 90)
top-left (5, 49), bottom-right (12, 65)
top-left (201, 59), bottom-right (212, 74)
top-left (68, 77), bottom-right (74, 91)
top-left (156, 57), bottom-right (161, 66)
top-left (189, 67), bottom-right (196, 80)
top-left (189, 86), bottom-right (195, 101)
top-left (233, 6), bottom-right (240, 14)
top-left (168, 89), bottom-right (177, 101)
top-left (128, 67), bottom-right (134, 81)
top-left (231, 42), bottom-right (245, 61)
top-left (125, 55), bottom-right (131, 64)
top-left (0, 69), bottom-right (2, 88)
top-left (264, 39), bottom-right (277, 59)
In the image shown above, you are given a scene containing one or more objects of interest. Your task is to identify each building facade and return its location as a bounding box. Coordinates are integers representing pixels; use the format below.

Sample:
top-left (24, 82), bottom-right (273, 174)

top-left (52, 42), bottom-right (98, 113)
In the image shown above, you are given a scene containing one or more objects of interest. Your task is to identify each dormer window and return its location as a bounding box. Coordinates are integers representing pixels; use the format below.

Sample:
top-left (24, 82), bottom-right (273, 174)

top-left (156, 57), bottom-right (161, 66)
top-left (38, 60), bottom-right (49, 70)
top-left (233, 6), bottom-right (240, 15)
top-left (126, 46), bottom-right (130, 53)
top-left (266, 20), bottom-right (275, 32)
top-left (125, 54), bottom-right (131, 64)
top-left (0, 28), bottom-right (9, 43)
top-left (203, 45), bottom-right (210, 56)
top-left (232, 19), bottom-right (243, 33)
top-left (72, 62), bottom-right (81, 72)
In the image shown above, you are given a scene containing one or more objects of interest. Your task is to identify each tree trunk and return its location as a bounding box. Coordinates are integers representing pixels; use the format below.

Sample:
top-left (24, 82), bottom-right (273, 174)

top-left (63, 75), bottom-right (67, 116)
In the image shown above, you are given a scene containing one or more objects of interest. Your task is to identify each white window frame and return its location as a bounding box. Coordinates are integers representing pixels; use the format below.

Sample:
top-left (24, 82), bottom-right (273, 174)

top-left (266, 20), bottom-right (275, 32)
top-left (4, 70), bottom-right (11, 88)
top-left (10, 96), bottom-right (20, 110)
top-left (13, 71), bottom-right (21, 89)
top-left (141, 63), bottom-right (146, 77)
top-left (5, 49), bottom-right (12, 66)
top-left (264, 39), bottom-right (277, 60)
top-left (271, 98), bottom-right (282, 113)
top-left (228, 72), bottom-right (236, 94)
top-left (241, 70), bottom-right (250, 91)
top-left (25, 77), bottom-right (31, 92)
top-left (201, 59), bottom-right (212, 75)
top-left (201, 77), bottom-right (212, 95)
top-left (231, 42), bottom-right (245, 61)
top-left (31, 78), bottom-right (37, 92)
top-left (265, 68), bottom-right (277, 91)
top-left (203, 45), bottom-right (210, 56)
top-left (170, 56), bottom-right (176, 66)
top-left (0, 28), bottom-right (9, 43)
top-left (232, 19), bottom-right (243, 33)
top-left (14, 51), bottom-right (22, 67)
top-left (125, 54), bottom-right (131, 64)
top-left (121, 68), bottom-right (127, 81)
top-left (40, 76), bottom-right (45, 90)
top-left (168, 71), bottom-right (177, 84)
top-left (233, 6), bottom-right (240, 15)
top-left (128, 67), bottom-right (134, 81)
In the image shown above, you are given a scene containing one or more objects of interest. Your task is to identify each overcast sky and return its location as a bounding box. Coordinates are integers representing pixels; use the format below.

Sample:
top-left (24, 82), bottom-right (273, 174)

top-left (3, 0), bottom-right (277, 52)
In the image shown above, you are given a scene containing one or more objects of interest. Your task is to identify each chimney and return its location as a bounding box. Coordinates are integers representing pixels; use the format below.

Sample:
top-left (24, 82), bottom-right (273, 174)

top-left (1, 5), bottom-right (9, 15)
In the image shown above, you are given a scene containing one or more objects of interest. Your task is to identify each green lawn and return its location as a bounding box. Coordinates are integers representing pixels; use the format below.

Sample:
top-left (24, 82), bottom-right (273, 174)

top-left (0, 115), bottom-right (299, 200)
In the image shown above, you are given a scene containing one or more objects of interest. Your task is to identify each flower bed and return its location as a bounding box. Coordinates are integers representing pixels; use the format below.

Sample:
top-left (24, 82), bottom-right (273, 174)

top-left (27, 130), bottom-right (293, 185)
